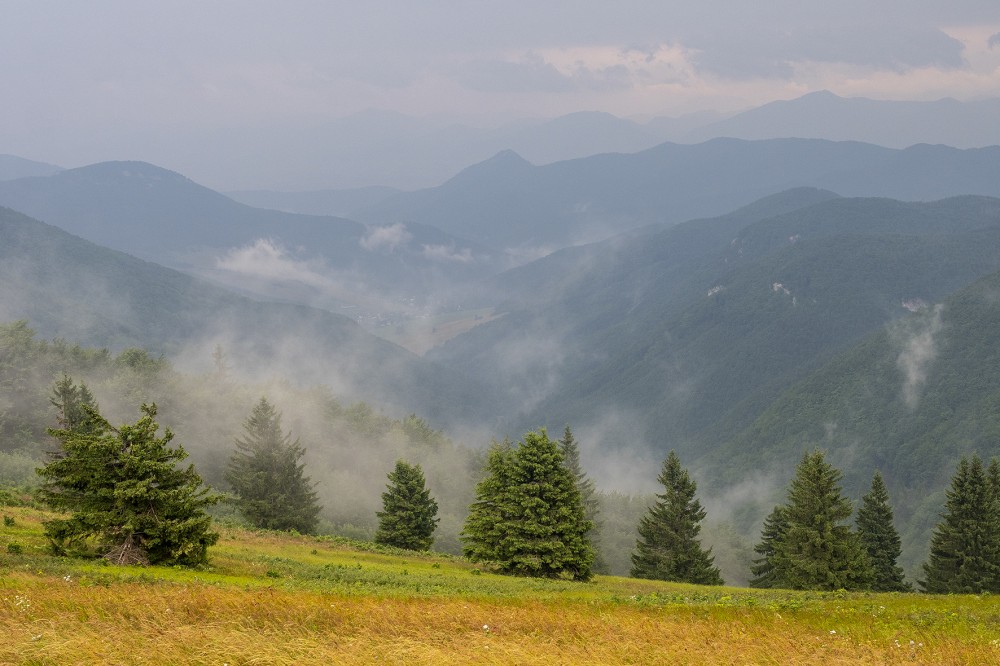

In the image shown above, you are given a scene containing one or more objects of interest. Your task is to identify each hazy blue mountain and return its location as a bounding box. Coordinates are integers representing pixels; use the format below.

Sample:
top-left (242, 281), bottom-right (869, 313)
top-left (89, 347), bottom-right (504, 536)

top-left (0, 206), bottom-right (496, 423)
top-left (226, 186), bottom-right (402, 217)
top-left (0, 161), bottom-right (504, 311)
top-left (0, 154), bottom-right (62, 180)
top-left (356, 138), bottom-right (1000, 253)
top-left (494, 111), bottom-right (660, 164)
top-left (143, 109), bottom-right (666, 192)
top-left (683, 91), bottom-right (1000, 148)
top-left (429, 194), bottom-right (1000, 475)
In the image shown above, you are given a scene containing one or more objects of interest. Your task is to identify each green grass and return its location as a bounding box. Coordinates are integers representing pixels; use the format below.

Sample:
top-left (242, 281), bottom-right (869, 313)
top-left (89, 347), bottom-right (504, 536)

top-left (2, 505), bottom-right (999, 664)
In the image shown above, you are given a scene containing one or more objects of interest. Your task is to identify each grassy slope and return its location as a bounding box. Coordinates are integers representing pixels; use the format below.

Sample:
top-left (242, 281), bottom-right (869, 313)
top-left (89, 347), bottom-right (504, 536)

top-left (2, 505), bottom-right (998, 665)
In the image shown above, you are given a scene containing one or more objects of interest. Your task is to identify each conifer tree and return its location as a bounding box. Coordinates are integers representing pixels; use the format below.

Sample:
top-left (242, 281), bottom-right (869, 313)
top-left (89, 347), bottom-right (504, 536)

top-left (921, 455), bottom-right (1000, 593)
top-left (375, 459), bottom-right (439, 551)
top-left (49, 374), bottom-right (102, 436)
top-left (559, 426), bottom-right (599, 523)
top-left (749, 505), bottom-right (789, 588)
top-left (461, 439), bottom-right (515, 566)
top-left (630, 450), bottom-right (723, 585)
top-left (462, 430), bottom-right (594, 580)
top-left (226, 397), bottom-right (321, 533)
top-left (856, 471), bottom-right (909, 591)
top-left (559, 425), bottom-right (605, 570)
top-left (770, 450), bottom-right (871, 590)
top-left (38, 401), bottom-right (219, 565)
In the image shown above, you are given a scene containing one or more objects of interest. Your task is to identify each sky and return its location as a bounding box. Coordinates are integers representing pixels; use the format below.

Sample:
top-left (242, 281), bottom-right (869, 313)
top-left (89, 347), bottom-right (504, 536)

top-left (3, 1), bottom-right (1000, 188)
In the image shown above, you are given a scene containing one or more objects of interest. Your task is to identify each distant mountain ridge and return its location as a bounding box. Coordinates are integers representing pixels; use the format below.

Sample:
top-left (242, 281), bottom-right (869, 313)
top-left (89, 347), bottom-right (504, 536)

top-left (0, 154), bottom-right (62, 181)
top-left (356, 138), bottom-right (1000, 253)
top-left (684, 90), bottom-right (1000, 148)
top-left (0, 161), bottom-right (505, 312)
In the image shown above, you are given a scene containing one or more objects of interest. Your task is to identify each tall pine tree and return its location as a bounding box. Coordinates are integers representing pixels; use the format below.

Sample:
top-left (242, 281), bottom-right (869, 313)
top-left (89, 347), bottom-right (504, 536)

top-left (462, 430), bottom-right (594, 580)
top-left (559, 426), bottom-right (604, 571)
top-left (375, 459), bottom-right (439, 551)
top-left (921, 455), bottom-right (1000, 593)
top-left (769, 450), bottom-right (871, 590)
top-left (749, 505), bottom-right (789, 588)
top-left (856, 471), bottom-right (909, 591)
top-left (630, 450), bottom-right (722, 585)
top-left (461, 439), bottom-right (515, 566)
top-left (226, 397), bottom-right (321, 533)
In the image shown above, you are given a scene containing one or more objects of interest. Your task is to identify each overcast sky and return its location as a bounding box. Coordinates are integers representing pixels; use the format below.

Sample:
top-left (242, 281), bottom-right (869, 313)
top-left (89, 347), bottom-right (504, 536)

top-left (3, 1), bottom-right (999, 187)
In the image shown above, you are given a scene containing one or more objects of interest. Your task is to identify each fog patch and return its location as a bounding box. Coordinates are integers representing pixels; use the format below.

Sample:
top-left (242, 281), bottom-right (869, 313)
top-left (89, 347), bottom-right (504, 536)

top-left (572, 408), bottom-right (661, 495)
top-left (216, 238), bottom-right (332, 289)
top-left (421, 243), bottom-right (475, 264)
top-left (893, 304), bottom-right (944, 410)
top-left (360, 223), bottom-right (412, 252)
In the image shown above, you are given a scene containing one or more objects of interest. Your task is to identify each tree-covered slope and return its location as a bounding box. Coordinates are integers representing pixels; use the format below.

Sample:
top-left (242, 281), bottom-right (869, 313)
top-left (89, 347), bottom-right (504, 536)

top-left (702, 267), bottom-right (1000, 572)
top-left (0, 206), bottom-right (495, 423)
top-left (431, 194), bottom-right (1000, 463)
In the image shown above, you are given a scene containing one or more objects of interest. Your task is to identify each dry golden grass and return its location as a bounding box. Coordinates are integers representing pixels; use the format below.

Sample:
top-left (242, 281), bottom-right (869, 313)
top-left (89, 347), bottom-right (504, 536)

top-left (2, 505), bottom-right (999, 665)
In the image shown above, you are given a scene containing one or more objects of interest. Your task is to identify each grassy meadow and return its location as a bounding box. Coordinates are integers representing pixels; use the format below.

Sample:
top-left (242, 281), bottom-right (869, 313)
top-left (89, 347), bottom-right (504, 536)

top-left (2, 505), bottom-right (999, 665)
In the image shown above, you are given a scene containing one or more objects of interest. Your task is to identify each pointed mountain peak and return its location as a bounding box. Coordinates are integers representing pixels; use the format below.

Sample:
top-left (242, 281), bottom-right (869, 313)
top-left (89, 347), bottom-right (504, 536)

top-left (444, 150), bottom-right (534, 187)
top-left (486, 149), bottom-right (532, 165)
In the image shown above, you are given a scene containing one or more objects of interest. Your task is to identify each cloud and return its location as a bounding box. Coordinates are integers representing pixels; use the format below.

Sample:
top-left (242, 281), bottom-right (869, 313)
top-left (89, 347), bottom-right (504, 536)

top-left (689, 25), bottom-right (966, 80)
top-left (894, 304), bottom-right (944, 410)
top-left (215, 238), bottom-right (331, 288)
top-left (457, 54), bottom-right (577, 93)
top-left (989, 32), bottom-right (1000, 49)
top-left (421, 244), bottom-right (475, 263)
top-left (360, 223), bottom-right (412, 252)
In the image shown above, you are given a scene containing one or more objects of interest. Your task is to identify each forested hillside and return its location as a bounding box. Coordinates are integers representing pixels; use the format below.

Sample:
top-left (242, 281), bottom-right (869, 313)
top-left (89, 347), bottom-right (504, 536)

top-left (0, 206), bottom-right (497, 423)
top-left (705, 267), bottom-right (1000, 573)
top-left (432, 194), bottom-right (1000, 451)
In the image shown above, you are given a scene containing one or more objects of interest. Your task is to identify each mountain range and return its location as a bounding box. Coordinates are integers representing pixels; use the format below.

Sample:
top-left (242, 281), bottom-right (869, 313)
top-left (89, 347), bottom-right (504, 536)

top-left (212, 91), bottom-right (1000, 194)
top-left (4, 130), bottom-right (1000, 576)
top-left (0, 161), bottom-right (505, 313)
top-left (354, 139), bottom-right (1000, 254)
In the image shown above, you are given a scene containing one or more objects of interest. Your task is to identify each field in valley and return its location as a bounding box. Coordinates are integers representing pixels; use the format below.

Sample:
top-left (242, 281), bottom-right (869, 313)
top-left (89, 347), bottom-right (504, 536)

top-left (2, 504), bottom-right (998, 665)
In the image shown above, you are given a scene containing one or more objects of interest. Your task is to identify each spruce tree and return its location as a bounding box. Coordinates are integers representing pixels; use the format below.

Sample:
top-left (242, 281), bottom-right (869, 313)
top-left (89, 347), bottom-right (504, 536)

top-left (226, 397), bottom-right (321, 533)
top-left (375, 459), bottom-right (439, 551)
top-left (559, 426), bottom-right (599, 523)
top-left (749, 505), bottom-right (789, 588)
top-left (559, 426), bottom-right (605, 570)
top-left (921, 455), bottom-right (1000, 593)
top-left (38, 401), bottom-right (219, 565)
top-left (856, 471), bottom-right (909, 591)
top-left (49, 374), bottom-right (102, 436)
top-left (462, 430), bottom-right (594, 580)
top-left (630, 450), bottom-right (723, 585)
top-left (461, 439), bottom-right (515, 566)
top-left (771, 450), bottom-right (871, 590)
